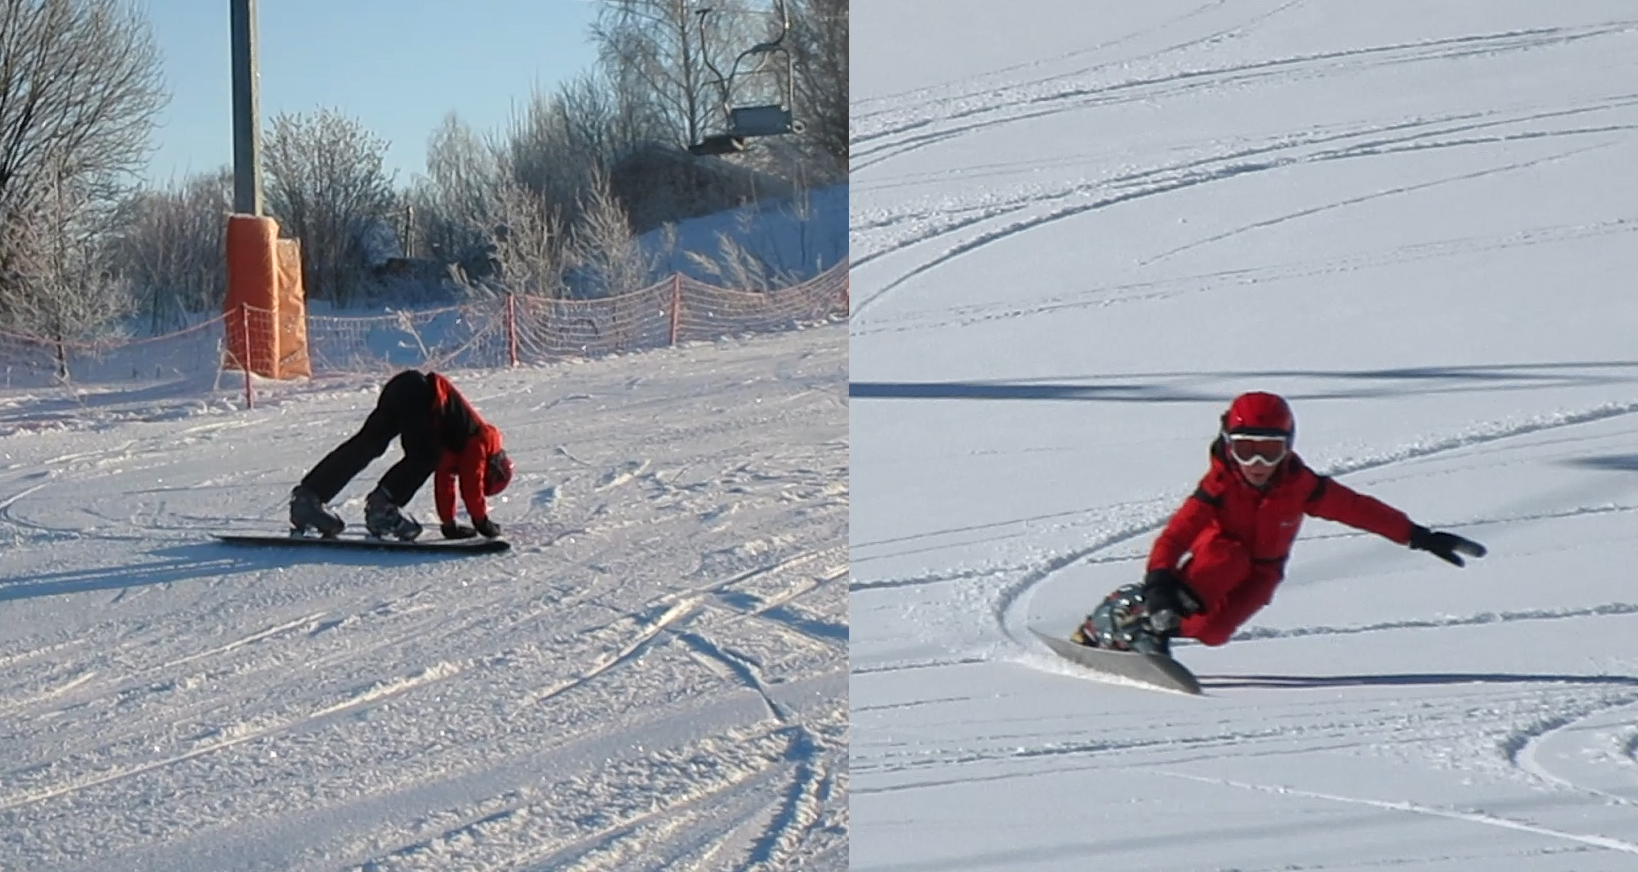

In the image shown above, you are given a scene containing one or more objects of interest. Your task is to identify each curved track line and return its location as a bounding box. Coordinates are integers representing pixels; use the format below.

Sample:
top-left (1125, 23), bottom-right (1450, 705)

top-left (1161, 770), bottom-right (1638, 854)
top-left (0, 660), bottom-right (467, 813)
top-left (855, 133), bottom-right (1615, 320)
top-left (854, 23), bottom-right (1636, 154)
top-left (852, 24), bottom-right (1638, 319)
top-left (850, 0), bottom-right (1251, 126)
top-left (1512, 696), bottom-right (1638, 807)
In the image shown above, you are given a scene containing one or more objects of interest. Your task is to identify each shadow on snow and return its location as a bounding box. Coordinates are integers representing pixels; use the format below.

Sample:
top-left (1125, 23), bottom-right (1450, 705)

top-left (1200, 671), bottom-right (1638, 690)
top-left (0, 541), bottom-right (481, 603)
top-left (848, 360), bottom-right (1638, 402)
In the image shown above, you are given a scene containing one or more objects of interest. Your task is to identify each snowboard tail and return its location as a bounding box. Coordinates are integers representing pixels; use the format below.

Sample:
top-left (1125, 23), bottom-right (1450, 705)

top-left (217, 533), bottom-right (510, 554)
top-left (1030, 628), bottom-right (1201, 695)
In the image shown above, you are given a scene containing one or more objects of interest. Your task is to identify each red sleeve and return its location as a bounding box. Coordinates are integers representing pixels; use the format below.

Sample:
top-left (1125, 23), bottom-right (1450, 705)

top-left (1304, 476), bottom-right (1414, 543)
top-left (454, 425), bottom-right (503, 523)
top-left (1148, 475), bottom-right (1221, 572)
top-left (434, 454), bottom-right (458, 524)
top-left (456, 442), bottom-right (490, 523)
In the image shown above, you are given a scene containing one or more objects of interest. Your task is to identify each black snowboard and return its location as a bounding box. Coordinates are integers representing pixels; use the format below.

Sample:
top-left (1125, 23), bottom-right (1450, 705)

top-left (1030, 627), bottom-right (1202, 695)
top-left (217, 533), bottom-right (510, 554)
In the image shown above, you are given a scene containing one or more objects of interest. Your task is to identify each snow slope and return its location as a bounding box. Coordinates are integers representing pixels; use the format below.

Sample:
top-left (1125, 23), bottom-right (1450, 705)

top-left (850, 2), bottom-right (1638, 870)
top-left (0, 325), bottom-right (847, 871)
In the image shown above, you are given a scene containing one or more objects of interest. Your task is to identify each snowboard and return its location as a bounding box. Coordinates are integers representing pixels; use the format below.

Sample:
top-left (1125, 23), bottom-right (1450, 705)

top-left (216, 533), bottom-right (511, 555)
top-left (1030, 627), bottom-right (1202, 695)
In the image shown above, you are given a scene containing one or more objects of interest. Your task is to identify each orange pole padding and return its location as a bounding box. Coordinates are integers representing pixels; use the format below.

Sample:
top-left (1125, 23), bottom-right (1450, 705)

top-left (274, 238), bottom-right (312, 378)
top-left (223, 214), bottom-right (281, 377)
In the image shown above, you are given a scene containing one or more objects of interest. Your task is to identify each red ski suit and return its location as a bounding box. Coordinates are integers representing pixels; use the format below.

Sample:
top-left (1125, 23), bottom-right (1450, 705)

top-left (427, 373), bottom-right (504, 526)
top-left (1149, 443), bottom-right (1414, 646)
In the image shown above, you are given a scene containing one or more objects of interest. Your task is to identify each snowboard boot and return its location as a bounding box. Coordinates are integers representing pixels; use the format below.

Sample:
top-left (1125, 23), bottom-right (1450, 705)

top-left (364, 486), bottom-right (422, 541)
top-left (290, 485), bottom-right (345, 538)
top-left (1073, 582), bottom-right (1175, 656)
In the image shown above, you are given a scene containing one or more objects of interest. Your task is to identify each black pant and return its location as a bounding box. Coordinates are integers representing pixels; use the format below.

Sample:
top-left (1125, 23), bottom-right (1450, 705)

top-left (301, 371), bottom-right (438, 507)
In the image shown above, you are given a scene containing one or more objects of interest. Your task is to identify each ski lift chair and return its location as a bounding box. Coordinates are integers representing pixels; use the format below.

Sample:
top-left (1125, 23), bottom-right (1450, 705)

top-left (688, 2), bottom-right (806, 157)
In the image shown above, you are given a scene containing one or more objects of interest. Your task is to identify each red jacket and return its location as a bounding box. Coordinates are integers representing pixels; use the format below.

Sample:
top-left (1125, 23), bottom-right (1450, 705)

top-left (1149, 443), bottom-right (1413, 584)
top-left (427, 373), bottom-right (502, 525)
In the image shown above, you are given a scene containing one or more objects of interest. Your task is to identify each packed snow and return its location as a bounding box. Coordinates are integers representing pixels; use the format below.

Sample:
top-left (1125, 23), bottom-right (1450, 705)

top-left (850, 2), bottom-right (1638, 870)
top-left (0, 324), bottom-right (847, 870)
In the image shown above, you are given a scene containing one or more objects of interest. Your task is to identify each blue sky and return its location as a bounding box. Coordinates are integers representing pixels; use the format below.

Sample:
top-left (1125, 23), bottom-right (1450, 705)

top-left (143, 0), bottom-right (601, 187)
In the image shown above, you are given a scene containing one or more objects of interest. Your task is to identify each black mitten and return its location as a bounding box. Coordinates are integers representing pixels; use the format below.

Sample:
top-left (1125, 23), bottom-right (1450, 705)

top-left (1408, 525), bottom-right (1487, 567)
top-left (1141, 568), bottom-right (1202, 632)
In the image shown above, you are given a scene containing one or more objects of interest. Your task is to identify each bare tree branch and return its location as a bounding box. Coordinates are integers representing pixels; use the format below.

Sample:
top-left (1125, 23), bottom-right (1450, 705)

top-left (788, 0), bottom-right (846, 175)
top-left (489, 180), bottom-right (567, 298)
top-left (0, 0), bottom-right (166, 328)
top-left (109, 167), bottom-right (233, 332)
top-left (567, 165), bottom-right (653, 298)
top-left (592, 0), bottom-right (755, 148)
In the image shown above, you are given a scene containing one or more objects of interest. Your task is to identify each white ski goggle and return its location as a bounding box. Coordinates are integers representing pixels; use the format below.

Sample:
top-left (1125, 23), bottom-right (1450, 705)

top-left (1225, 433), bottom-right (1288, 466)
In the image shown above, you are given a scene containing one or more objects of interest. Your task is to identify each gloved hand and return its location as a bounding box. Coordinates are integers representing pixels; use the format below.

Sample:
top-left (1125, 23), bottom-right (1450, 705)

top-left (441, 520), bottom-right (477, 540)
top-left (473, 517), bottom-right (502, 539)
top-left (1141, 568), bottom-right (1202, 632)
top-left (1408, 524), bottom-right (1487, 567)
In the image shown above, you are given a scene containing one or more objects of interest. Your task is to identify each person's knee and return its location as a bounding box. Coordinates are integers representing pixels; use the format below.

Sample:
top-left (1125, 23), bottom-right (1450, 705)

top-left (1179, 536), bottom-right (1252, 608)
top-left (1194, 535), bottom-right (1251, 575)
top-left (1180, 614), bottom-right (1235, 646)
top-left (1194, 624), bottom-right (1236, 647)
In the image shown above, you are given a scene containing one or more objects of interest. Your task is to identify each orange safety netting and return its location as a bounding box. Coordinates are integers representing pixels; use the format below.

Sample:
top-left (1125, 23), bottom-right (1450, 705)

top-left (0, 263), bottom-right (847, 389)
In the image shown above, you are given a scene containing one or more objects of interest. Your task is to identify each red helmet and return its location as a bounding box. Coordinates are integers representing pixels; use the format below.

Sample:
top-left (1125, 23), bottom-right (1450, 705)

top-left (1221, 392), bottom-right (1294, 439)
top-left (484, 449), bottom-right (513, 496)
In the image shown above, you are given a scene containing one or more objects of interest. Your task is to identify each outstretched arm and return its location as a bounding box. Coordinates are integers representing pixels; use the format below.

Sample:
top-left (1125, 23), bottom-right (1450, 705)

top-left (1305, 475), bottom-right (1414, 542)
top-left (1308, 476), bottom-right (1486, 566)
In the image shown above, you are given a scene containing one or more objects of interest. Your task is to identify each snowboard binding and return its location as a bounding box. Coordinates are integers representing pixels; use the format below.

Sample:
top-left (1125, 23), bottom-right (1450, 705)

top-left (1072, 583), bottom-right (1176, 656)
top-left (364, 486), bottom-right (423, 542)
top-left (289, 485), bottom-right (345, 538)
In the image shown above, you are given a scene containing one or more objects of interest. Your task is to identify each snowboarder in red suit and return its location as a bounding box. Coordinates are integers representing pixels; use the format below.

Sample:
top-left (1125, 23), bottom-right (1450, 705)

top-left (1073, 392), bottom-right (1485, 654)
top-left (289, 370), bottom-right (514, 541)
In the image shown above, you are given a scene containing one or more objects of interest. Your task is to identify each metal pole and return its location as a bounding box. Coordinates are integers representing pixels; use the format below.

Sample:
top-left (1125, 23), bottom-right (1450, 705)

top-left (230, 0), bottom-right (263, 216)
top-left (506, 294), bottom-right (519, 368)
top-left (668, 274), bottom-right (683, 346)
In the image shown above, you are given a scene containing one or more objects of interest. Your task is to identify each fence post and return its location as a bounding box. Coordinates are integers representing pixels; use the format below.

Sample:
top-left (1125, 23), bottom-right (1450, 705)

top-left (668, 273), bottom-right (683, 346)
top-left (506, 294), bottom-right (519, 368)
top-left (240, 305), bottom-right (255, 409)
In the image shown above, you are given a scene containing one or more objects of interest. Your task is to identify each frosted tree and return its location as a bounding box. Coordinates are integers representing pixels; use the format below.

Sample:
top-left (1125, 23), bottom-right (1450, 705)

top-left (0, 0), bottom-right (165, 331)
top-left (262, 108), bottom-right (398, 306)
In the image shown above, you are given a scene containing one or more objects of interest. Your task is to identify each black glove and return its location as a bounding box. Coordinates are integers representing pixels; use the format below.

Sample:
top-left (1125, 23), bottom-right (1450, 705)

top-left (1141, 568), bottom-right (1202, 632)
top-left (1407, 524), bottom-right (1487, 567)
top-left (473, 517), bottom-right (502, 539)
top-left (441, 521), bottom-right (477, 540)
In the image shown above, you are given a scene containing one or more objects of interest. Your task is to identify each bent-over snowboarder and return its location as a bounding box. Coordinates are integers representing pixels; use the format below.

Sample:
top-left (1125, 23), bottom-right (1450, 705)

top-left (1073, 392), bottom-right (1485, 655)
top-left (289, 370), bottom-right (513, 541)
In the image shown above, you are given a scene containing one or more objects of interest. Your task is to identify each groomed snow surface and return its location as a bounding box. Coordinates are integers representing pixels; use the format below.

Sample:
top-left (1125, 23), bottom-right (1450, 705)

top-left (851, 2), bottom-right (1638, 870)
top-left (0, 325), bottom-right (847, 871)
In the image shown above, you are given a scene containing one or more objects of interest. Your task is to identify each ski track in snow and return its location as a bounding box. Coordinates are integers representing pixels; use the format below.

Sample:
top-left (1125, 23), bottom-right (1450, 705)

top-left (0, 327), bottom-right (847, 872)
top-left (1161, 770), bottom-right (1638, 855)
top-left (849, 14), bottom-right (1638, 321)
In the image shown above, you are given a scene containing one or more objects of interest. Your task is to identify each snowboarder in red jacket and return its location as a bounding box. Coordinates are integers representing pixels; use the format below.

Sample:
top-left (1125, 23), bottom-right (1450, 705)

top-left (289, 370), bottom-right (514, 541)
top-left (1072, 392), bottom-right (1485, 654)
